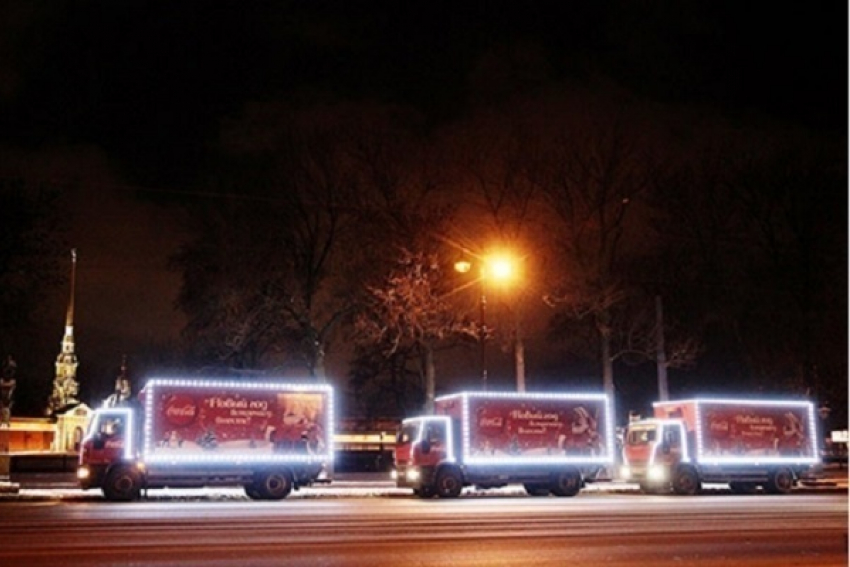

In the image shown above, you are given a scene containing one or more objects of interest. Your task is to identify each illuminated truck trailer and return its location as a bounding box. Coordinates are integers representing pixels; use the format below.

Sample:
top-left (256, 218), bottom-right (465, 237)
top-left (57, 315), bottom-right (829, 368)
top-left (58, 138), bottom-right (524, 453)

top-left (78, 378), bottom-right (333, 501)
top-left (394, 391), bottom-right (615, 498)
top-left (621, 398), bottom-right (819, 495)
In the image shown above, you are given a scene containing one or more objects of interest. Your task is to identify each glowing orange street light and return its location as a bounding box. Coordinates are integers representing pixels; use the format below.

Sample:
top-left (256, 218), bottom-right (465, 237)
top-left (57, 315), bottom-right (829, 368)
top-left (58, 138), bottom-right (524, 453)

top-left (484, 253), bottom-right (517, 285)
top-left (454, 259), bottom-right (472, 274)
top-left (455, 250), bottom-right (519, 391)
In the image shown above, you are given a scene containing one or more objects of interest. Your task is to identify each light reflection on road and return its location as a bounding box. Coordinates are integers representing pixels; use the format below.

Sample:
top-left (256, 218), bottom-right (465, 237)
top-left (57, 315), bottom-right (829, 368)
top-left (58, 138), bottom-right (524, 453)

top-left (0, 493), bottom-right (846, 566)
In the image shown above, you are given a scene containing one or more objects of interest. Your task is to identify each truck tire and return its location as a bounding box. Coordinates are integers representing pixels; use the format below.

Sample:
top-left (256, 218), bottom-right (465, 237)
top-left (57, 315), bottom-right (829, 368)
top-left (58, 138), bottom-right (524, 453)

top-left (524, 483), bottom-right (550, 497)
top-left (255, 470), bottom-right (293, 500)
top-left (414, 485), bottom-right (436, 499)
top-left (729, 482), bottom-right (758, 495)
top-left (550, 468), bottom-right (582, 497)
top-left (435, 467), bottom-right (463, 498)
top-left (672, 466), bottom-right (701, 495)
top-left (244, 484), bottom-right (263, 500)
top-left (102, 465), bottom-right (142, 502)
top-left (765, 468), bottom-right (794, 494)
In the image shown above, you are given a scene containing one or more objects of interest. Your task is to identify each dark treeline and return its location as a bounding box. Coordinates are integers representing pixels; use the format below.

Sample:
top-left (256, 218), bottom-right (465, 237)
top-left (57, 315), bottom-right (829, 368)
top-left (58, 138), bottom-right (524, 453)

top-left (160, 90), bottom-right (844, 423)
top-left (0, 2), bottom-right (845, 425)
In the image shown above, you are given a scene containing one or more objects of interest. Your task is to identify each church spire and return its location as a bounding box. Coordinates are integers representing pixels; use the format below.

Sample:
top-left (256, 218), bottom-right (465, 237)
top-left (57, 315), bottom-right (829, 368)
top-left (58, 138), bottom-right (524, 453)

top-left (48, 249), bottom-right (80, 415)
top-left (65, 248), bottom-right (76, 329)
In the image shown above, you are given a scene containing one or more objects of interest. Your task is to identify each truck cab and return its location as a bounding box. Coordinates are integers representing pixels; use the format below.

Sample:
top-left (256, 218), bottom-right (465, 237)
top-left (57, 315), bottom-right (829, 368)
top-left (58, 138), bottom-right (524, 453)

top-left (621, 419), bottom-right (698, 494)
top-left (78, 406), bottom-right (144, 500)
top-left (621, 407), bottom-right (817, 495)
top-left (394, 416), bottom-right (460, 498)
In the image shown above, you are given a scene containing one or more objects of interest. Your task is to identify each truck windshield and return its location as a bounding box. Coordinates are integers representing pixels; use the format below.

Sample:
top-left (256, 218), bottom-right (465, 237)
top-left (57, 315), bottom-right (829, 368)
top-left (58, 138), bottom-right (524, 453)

top-left (627, 427), bottom-right (657, 445)
top-left (97, 415), bottom-right (126, 438)
top-left (397, 423), bottom-right (419, 444)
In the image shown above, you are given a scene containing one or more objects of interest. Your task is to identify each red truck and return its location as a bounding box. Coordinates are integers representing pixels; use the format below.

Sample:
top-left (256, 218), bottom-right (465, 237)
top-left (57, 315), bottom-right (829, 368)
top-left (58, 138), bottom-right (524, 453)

top-left (621, 398), bottom-right (819, 495)
top-left (394, 391), bottom-right (614, 498)
top-left (78, 378), bottom-right (333, 501)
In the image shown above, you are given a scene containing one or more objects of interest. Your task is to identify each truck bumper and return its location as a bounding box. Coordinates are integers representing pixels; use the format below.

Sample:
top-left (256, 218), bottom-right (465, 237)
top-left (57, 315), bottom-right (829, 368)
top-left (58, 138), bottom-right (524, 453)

top-left (77, 464), bottom-right (105, 490)
top-left (620, 463), bottom-right (670, 484)
top-left (394, 464), bottom-right (434, 490)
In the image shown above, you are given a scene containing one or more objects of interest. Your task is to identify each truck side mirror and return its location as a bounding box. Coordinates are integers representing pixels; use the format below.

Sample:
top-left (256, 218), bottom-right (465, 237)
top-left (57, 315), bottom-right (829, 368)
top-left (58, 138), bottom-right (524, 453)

top-left (420, 439), bottom-right (431, 455)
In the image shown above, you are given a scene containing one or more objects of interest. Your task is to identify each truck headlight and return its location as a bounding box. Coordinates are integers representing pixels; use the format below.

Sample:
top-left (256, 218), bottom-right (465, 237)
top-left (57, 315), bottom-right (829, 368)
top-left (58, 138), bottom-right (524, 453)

top-left (407, 468), bottom-right (420, 481)
top-left (77, 466), bottom-right (90, 481)
top-left (390, 469), bottom-right (398, 481)
top-left (619, 466), bottom-right (632, 480)
top-left (648, 465), bottom-right (667, 481)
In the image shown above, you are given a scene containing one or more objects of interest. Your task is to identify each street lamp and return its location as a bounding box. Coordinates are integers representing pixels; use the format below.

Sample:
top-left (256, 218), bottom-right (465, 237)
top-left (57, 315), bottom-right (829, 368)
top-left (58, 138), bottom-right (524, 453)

top-left (454, 251), bottom-right (517, 391)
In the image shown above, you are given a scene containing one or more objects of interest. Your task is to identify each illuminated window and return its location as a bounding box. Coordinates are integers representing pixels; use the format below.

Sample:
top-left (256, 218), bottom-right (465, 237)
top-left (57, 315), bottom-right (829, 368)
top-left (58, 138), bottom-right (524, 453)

top-left (397, 423), bottom-right (419, 444)
top-left (628, 427), bottom-right (657, 445)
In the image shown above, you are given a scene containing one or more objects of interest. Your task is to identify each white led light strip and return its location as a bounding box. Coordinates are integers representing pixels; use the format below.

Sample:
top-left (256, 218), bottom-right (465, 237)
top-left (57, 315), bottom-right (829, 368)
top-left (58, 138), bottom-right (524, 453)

top-left (141, 378), bottom-right (334, 465)
top-left (81, 407), bottom-right (136, 461)
top-left (447, 391), bottom-right (615, 466)
top-left (646, 418), bottom-right (690, 466)
top-left (655, 398), bottom-right (819, 466)
top-left (401, 415), bottom-right (456, 463)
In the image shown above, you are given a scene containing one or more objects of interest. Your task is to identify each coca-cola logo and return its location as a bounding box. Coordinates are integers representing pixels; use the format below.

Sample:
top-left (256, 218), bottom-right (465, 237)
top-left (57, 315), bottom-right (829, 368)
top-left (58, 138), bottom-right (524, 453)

top-left (477, 407), bottom-right (504, 437)
top-left (163, 394), bottom-right (197, 427)
top-left (709, 416), bottom-right (729, 437)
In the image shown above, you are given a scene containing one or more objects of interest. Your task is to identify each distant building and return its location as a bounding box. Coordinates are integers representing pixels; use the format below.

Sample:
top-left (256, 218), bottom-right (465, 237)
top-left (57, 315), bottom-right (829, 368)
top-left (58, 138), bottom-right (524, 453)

top-left (47, 249), bottom-right (81, 415)
top-left (104, 355), bottom-right (132, 408)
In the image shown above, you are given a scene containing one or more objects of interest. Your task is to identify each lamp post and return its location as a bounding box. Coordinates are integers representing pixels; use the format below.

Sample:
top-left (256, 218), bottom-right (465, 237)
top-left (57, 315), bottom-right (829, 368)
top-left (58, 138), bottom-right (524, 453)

top-left (455, 251), bottom-right (518, 392)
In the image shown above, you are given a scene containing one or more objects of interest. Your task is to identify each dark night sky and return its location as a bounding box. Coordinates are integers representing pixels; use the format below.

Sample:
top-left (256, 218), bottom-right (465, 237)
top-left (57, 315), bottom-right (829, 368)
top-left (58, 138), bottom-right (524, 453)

top-left (0, 1), bottom-right (846, 411)
top-left (3, 2), bottom-right (845, 175)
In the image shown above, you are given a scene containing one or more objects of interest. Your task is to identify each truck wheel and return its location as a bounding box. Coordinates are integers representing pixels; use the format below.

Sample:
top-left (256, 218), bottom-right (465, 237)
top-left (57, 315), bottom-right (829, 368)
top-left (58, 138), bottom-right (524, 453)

top-left (102, 465), bottom-right (142, 502)
top-left (524, 483), bottom-right (550, 497)
top-left (765, 468), bottom-right (794, 495)
top-left (435, 468), bottom-right (463, 498)
top-left (729, 482), bottom-right (758, 495)
top-left (244, 484), bottom-right (263, 500)
top-left (672, 467), bottom-right (701, 495)
top-left (414, 485), bottom-right (436, 499)
top-left (256, 470), bottom-right (293, 500)
top-left (550, 468), bottom-right (582, 497)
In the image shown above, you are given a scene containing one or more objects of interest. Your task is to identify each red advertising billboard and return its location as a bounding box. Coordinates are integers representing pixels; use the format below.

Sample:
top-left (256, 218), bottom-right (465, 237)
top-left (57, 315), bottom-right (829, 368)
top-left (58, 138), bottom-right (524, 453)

top-left (436, 392), bottom-right (612, 462)
top-left (699, 402), bottom-right (814, 458)
top-left (655, 399), bottom-right (817, 460)
top-left (141, 380), bottom-right (332, 462)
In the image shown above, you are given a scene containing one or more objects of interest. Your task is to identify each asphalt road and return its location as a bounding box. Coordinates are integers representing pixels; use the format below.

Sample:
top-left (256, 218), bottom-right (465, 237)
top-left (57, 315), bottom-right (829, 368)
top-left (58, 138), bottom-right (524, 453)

top-left (0, 492), bottom-right (845, 566)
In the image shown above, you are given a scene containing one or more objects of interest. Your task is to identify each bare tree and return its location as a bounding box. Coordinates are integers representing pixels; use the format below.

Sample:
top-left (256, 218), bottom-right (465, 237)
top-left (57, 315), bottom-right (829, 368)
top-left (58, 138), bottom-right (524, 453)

top-left (441, 109), bottom-right (551, 391)
top-left (173, 102), bottom-right (369, 378)
top-left (170, 197), bottom-right (292, 370)
top-left (533, 102), bottom-right (658, 400)
top-left (728, 138), bottom-right (846, 397)
top-left (355, 250), bottom-right (475, 413)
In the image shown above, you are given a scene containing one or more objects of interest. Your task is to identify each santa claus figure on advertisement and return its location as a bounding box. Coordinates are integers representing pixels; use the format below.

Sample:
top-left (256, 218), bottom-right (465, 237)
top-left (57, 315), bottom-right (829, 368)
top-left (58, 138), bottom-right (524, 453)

top-left (559, 406), bottom-right (602, 455)
top-left (777, 411), bottom-right (806, 455)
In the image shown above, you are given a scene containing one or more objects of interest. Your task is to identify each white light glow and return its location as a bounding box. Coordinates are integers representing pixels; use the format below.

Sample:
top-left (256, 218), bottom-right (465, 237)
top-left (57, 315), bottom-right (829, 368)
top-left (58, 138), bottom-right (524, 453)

top-left (140, 378), bottom-right (334, 466)
top-left (81, 407), bottom-right (136, 461)
top-left (402, 415), bottom-right (456, 463)
top-left (642, 419), bottom-right (691, 468)
top-left (647, 464), bottom-right (667, 482)
top-left (440, 391), bottom-right (615, 466)
top-left (655, 398), bottom-right (819, 466)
